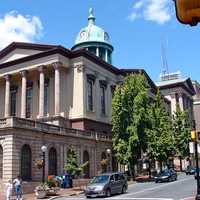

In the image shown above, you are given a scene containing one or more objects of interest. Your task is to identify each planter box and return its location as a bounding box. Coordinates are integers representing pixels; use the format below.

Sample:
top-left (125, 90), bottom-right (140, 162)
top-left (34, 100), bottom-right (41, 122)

top-left (35, 190), bottom-right (47, 199)
top-left (46, 187), bottom-right (60, 195)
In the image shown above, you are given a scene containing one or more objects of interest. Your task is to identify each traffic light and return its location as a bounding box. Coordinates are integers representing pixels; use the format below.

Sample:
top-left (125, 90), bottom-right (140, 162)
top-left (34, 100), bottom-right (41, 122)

top-left (174, 0), bottom-right (200, 26)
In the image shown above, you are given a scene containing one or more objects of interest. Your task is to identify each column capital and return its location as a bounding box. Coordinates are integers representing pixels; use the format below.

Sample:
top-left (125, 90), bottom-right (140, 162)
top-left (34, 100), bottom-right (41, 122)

top-left (4, 74), bottom-right (11, 81)
top-left (52, 62), bottom-right (63, 70)
top-left (20, 70), bottom-right (28, 77)
top-left (38, 65), bottom-right (46, 73)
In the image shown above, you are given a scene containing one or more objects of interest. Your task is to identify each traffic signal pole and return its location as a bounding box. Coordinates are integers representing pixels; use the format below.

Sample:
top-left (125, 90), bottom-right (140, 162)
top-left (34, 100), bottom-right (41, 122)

top-left (191, 122), bottom-right (200, 200)
top-left (194, 138), bottom-right (200, 200)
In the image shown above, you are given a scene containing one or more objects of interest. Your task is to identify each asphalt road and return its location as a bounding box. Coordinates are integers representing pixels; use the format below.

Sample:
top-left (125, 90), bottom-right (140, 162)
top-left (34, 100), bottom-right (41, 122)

top-left (53, 173), bottom-right (196, 200)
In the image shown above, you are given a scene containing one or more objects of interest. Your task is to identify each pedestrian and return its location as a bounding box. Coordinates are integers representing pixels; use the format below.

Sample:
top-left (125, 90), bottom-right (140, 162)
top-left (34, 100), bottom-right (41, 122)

top-left (13, 176), bottom-right (23, 200)
top-left (5, 180), bottom-right (13, 200)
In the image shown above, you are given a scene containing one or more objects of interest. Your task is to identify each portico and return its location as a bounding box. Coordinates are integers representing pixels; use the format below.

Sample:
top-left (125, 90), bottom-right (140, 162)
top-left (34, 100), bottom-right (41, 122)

top-left (2, 61), bottom-right (63, 119)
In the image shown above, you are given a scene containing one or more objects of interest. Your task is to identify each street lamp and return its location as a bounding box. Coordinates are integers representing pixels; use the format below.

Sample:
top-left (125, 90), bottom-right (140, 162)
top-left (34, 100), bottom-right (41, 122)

top-left (106, 148), bottom-right (111, 172)
top-left (41, 145), bottom-right (47, 183)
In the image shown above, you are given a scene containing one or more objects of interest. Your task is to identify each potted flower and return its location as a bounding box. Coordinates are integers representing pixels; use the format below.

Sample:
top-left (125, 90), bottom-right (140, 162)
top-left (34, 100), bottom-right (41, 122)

top-left (34, 183), bottom-right (49, 199)
top-left (46, 176), bottom-right (60, 195)
top-left (35, 159), bottom-right (44, 169)
top-left (100, 159), bottom-right (108, 173)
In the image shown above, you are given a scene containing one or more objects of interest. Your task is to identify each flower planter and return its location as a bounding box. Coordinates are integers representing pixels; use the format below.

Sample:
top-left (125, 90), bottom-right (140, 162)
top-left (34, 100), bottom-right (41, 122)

top-left (35, 190), bottom-right (47, 199)
top-left (46, 187), bottom-right (60, 195)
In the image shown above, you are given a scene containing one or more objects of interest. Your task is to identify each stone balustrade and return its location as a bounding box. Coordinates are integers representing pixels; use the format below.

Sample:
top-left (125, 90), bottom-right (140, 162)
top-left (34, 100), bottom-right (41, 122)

top-left (0, 117), bottom-right (112, 142)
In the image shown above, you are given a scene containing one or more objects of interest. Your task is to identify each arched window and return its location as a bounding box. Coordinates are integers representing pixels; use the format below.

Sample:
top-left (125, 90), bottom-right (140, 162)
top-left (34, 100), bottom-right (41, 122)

top-left (48, 147), bottom-right (57, 175)
top-left (101, 152), bottom-right (106, 160)
top-left (83, 150), bottom-right (90, 178)
top-left (0, 145), bottom-right (3, 179)
top-left (21, 144), bottom-right (32, 181)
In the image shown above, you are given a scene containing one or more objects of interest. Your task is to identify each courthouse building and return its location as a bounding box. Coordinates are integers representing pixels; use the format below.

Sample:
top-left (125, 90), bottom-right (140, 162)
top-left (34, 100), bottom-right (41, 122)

top-left (0, 8), bottom-right (158, 185)
top-left (156, 72), bottom-right (195, 119)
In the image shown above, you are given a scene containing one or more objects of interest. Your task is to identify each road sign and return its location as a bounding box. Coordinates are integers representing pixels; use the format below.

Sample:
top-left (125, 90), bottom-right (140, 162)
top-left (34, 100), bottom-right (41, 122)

top-left (190, 142), bottom-right (194, 154)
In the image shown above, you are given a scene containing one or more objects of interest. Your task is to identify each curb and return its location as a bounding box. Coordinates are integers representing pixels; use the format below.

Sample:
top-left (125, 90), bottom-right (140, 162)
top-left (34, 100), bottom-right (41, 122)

top-left (48, 191), bottom-right (84, 200)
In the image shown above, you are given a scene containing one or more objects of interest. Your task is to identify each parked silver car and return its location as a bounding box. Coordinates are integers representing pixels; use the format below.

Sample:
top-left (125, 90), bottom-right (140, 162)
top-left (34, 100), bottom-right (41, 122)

top-left (85, 172), bottom-right (128, 198)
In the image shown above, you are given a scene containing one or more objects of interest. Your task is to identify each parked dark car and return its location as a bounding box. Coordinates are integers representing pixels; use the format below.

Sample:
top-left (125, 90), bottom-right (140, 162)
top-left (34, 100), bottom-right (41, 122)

top-left (185, 166), bottom-right (196, 175)
top-left (85, 172), bottom-right (128, 198)
top-left (154, 169), bottom-right (177, 183)
top-left (194, 168), bottom-right (200, 179)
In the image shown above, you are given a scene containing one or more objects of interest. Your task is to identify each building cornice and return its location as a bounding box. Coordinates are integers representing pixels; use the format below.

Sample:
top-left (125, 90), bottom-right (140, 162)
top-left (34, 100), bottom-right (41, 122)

top-left (0, 42), bottom-right (157, 92)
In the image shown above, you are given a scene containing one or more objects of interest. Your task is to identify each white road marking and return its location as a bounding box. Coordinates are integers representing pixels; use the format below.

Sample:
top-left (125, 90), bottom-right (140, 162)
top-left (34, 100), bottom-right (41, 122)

top-left (107, 198), bottom-right (173, 200)
top-left (109, 176), bottom-right (192, 199)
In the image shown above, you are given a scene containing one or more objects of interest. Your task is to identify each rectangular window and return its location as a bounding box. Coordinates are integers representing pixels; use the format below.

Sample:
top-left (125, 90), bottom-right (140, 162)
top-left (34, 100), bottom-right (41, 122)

top-left (44, 84), bottom-right (49, 116)
top-left (10, 90), bottom-right (17, 116)
top-left (100, 85), bottom-right (106, 115)
top-left (87, 79), bottom-right (94, 111)
top-left (26, 87), bottom-right (33, 118)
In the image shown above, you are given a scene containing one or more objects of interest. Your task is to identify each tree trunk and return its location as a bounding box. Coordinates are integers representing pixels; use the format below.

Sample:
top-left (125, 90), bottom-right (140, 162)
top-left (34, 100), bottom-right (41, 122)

top-left (159, 161), bottom-right (162, 172)
top-left (179, 156), bottom-right (182, 172)
top-left (148, 160), bottom-right (151, 178)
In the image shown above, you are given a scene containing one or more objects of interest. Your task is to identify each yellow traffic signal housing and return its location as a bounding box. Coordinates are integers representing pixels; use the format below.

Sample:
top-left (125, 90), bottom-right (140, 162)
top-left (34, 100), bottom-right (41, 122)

top-left (191, 130), bottom-right (196, 141)
top-left (174, 0), bottom-right (200, 26)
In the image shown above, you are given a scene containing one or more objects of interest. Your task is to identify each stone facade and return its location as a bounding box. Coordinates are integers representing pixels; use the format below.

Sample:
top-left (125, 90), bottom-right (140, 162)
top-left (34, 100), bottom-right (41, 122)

top-left (0, 117), bottom-right (112, 182)
top-left (156, 73), bottom-right (195, 120)
top-left (0, 42), bottom-right (157, 184)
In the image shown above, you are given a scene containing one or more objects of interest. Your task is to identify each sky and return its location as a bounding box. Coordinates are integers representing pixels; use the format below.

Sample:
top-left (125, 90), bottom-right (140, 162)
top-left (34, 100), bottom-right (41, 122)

top-left (0, 0), bottom-right (200, 82)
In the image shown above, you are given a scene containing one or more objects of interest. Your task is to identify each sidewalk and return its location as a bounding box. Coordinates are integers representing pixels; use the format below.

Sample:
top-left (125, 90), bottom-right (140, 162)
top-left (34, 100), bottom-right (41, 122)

top-left (0, 187), bottom-right (84, 200)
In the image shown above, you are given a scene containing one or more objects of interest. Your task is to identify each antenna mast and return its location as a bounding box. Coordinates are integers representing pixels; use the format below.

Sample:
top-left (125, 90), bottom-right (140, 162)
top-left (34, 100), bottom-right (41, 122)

top-left (161, 39), bottom-right (169, 80)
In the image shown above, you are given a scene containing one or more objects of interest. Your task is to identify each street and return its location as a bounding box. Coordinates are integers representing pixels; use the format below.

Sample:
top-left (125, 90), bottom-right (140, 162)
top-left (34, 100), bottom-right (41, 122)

top-left (53, 174), bottom-right (196, 200)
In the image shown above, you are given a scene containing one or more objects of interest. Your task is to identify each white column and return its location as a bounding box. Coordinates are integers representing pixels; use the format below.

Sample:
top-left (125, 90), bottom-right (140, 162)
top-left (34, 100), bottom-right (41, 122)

top-left (20, 70), bottom-right (27, 118)
top-left (53, 62), bottom-right (61, 116)
top-left (105, 49), bottom-right (108, 62)
top-left (4, 75), bottom-right (11, 118)
top-left (96, 47), bottom-right (99, 57)
top-left (179, 94), bottom-right (184, 111)
top-left (38, 66), bottom-right (45, 118)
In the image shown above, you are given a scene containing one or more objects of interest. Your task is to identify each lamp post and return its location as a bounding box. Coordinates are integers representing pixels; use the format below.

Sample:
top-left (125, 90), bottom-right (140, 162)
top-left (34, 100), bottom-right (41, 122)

top-left (41, 145), bottom-right (47, 183)
top-left (191, 121), bottom-right (200, 200)
top-left (106, 148), bottom-right (111, 172)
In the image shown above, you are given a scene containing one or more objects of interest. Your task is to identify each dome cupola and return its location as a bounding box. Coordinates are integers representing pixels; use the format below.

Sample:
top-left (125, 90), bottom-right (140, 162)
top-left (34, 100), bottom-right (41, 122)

top-left (72, 8), bottom-right (113, 64)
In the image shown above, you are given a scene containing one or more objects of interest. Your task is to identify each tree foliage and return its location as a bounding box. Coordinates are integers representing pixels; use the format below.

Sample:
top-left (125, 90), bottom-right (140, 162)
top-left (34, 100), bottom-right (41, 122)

top-left (147, 90), bottom-right (175, 165)
top-left (64, 147), bottom-right (88, 177)
top-left (112, 74), bottom-right (150, 172)
top-left (172, 106), bottom-right (192, 159)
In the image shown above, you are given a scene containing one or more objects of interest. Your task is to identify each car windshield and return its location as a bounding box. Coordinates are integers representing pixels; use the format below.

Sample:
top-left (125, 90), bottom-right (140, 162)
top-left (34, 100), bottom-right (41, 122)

top-left (90, 175), bottom-right (110, 184)
top-left (160, 170), bottom-right (170, 176)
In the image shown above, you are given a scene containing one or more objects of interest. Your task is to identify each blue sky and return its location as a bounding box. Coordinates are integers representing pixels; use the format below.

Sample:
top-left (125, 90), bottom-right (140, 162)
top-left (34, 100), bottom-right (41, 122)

top-left (0, 0), bottom-right (200, 82)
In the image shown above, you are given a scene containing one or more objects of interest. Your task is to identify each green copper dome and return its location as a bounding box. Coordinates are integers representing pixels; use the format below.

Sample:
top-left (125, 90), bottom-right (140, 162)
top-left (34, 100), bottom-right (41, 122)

top-left (75, 8), bottom-right (111, 45)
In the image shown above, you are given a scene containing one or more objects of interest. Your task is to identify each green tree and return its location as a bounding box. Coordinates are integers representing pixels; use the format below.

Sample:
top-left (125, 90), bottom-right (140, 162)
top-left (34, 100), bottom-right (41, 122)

top-left (112, 74), bottom-right (150, 177)
top-left (64, 148), bottom-right (89, 177)
top-left (173, 106), bottom-right (192, 171)
top-left (147, 90), bottom-right (175, 171)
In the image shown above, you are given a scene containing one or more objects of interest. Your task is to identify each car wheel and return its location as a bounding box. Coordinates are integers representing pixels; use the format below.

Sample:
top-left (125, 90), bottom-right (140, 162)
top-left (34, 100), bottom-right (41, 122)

top-left (106, 189), bottom-right (111, 197)
top-left (86, 196), bottom-right (91, 199)
top-left (155, 180), bottom-right (158, 183)
top-left (121, 185), bottom-right (126, 194)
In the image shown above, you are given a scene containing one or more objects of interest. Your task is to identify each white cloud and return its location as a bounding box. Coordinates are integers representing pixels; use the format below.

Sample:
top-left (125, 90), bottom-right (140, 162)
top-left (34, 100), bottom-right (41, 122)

top-left (128, 0), bottom-right (172, 25)
top-left (0, 11), bottom-right (43, 49)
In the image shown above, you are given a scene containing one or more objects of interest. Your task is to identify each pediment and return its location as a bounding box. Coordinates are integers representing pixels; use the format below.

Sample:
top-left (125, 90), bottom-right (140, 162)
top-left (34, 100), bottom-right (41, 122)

top-left (0, 42), bottom-right (57, 64)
